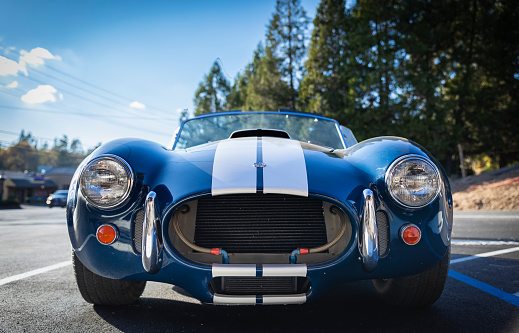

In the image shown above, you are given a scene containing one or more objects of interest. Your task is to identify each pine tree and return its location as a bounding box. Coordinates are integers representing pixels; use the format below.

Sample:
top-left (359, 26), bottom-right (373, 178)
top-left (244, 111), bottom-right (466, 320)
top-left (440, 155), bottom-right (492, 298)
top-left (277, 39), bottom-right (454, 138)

top-left (226, 43), bottom-right (289, 111)
top-left (194, 61), bottom-right (231, 116)
top-left (266, 0), bottom-right (309, 109)
top-left (245, 43), bottom-right (290, 111)
top-left (299, 0), bottom-right (351, 121)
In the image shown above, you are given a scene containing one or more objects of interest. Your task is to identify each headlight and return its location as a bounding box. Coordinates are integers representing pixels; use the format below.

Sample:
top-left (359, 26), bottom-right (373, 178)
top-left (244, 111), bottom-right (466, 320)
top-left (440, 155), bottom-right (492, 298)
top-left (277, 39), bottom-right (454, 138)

top-left (385, 155), bottom-right (441, 208)
top-left (80, 155), bottom-right (133, 209)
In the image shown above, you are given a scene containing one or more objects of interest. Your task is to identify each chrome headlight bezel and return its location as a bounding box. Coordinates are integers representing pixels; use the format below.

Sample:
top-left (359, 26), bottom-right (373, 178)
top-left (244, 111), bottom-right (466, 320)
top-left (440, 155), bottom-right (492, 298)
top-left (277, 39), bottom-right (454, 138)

top-left (385, 154), bottom-right (441, 209)
top-left (79, 154), bottom-right (134, 210)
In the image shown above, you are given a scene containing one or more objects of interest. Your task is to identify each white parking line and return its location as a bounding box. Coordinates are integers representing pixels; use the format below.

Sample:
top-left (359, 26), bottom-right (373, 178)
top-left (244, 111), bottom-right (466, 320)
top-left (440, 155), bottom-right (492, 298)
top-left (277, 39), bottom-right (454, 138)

top-left (0, 261), bottom-right (71, 286)
top-left (450, 247), bottom-right (519, 264)
top-left (452, 240), bottom-right (519, 246)
top-left (454, 215), bottom-right (519, 219)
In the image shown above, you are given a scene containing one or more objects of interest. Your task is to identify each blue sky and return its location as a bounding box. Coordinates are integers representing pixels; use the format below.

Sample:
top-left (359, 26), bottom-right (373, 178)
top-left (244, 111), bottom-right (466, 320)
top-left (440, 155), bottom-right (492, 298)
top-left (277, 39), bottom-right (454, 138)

top-left (0, 0), bottom-right (319, 150)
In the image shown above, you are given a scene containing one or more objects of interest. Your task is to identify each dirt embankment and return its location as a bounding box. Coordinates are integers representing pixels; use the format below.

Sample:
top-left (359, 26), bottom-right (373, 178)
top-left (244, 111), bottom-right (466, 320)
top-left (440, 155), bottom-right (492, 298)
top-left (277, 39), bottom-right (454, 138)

top-left (450, 164), bottom-right (519, 211)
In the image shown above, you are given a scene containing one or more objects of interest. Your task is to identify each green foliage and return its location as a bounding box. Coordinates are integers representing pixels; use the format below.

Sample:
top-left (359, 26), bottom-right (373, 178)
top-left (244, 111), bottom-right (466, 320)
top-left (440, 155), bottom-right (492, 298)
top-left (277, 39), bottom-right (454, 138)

top-left (193, 0), bottom-right (519, 174)
top-left (193, 61), bottom-right (231, 116)
top-left (299, 0), bottom-right (352, 120)
top-left (266, 0), bottom-right (310, 109)
top-left (300, 0), bottom-right (518, 172)
top-left (0, 131), bottom-right (87, 171)
top-left (226, 43), bottom-right (290, 111)
top-left (244, 43), bottom-right (290, 111)
top-left (178, 108), bottom-right (189, 123)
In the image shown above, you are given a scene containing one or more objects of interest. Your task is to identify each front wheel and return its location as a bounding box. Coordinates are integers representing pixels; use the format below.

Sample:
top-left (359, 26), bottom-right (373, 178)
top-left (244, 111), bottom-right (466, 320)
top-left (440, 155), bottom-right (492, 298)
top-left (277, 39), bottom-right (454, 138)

top-left (372, 247), bottom-right (450, 307)
top-left (72, 251), bottom-right (146, 305)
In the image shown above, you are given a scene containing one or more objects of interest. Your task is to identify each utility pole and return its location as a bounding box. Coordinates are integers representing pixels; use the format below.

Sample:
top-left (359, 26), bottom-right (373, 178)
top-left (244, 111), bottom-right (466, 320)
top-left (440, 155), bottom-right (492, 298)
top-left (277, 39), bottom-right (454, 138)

top-left (457, 143), bottom-right (467, 178)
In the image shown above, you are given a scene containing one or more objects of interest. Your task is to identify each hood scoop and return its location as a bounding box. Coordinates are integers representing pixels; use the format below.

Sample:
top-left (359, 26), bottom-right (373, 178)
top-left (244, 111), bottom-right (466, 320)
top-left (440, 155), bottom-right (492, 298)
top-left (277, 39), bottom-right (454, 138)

top-left (230, 129), bottom-right (291, 139)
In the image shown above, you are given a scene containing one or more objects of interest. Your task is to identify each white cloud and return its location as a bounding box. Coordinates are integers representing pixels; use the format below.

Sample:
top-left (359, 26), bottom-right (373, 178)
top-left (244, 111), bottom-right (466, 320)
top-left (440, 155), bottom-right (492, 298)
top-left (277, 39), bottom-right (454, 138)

top-left (19, 47), bottom-right (61, 68)
top-left (0, 55), bottom-right (26, 76)
top-left (21, 85), bottom-right (59, 104)
top-left (6, 81), bottom-right (18, 88)
top-left (129, 101), bottom-right (146, 110)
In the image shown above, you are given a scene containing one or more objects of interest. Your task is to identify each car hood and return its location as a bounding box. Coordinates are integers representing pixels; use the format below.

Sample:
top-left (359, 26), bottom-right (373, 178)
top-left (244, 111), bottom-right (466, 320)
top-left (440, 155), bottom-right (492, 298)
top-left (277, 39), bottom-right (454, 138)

top-left (145, 137), bottom-right (372, 203)
top-left (89, 136), bottom-right (430, 209)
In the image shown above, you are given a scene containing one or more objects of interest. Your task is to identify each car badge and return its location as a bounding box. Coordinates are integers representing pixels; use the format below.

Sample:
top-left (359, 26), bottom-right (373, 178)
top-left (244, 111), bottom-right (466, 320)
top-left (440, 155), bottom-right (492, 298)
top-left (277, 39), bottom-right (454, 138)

top-left (253, 162), bottom-right (266, 168)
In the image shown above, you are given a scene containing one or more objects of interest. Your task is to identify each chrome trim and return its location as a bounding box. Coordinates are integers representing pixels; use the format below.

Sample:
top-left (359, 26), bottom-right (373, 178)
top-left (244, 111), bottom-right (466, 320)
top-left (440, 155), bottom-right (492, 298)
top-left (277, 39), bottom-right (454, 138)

top-left (212, 294), bottom-right (307, 305)
top-left (142, 191), bottom-right (163, 274)
top-left (359, 189), bottom-right (378, 272)
top-left (385, 154), bottom-right (442, 209)
top-left (400, 224), bottom-right (422, 245)
top-left (79, 154), bottom-right (134, 210)
top-left (95, 224), bottom-right (118, 245)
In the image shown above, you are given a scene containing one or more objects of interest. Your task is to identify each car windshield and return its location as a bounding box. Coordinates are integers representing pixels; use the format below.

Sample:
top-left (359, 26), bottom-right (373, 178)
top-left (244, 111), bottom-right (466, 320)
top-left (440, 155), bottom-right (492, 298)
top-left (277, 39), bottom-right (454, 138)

top-left (174, 113), bottom-right (344, 150)
top-left (54, 190), bottom-right (68, 196)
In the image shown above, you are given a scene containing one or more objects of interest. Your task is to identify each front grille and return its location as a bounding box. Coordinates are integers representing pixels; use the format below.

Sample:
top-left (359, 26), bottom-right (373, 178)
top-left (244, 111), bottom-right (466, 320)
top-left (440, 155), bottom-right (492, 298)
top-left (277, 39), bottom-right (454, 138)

top-left (210, 277), bottom-right (310, 295)
top-left (133, 209), bottom-right (144, 254)
top-left (376, 210), bottom-right (389, 256)
top-left (193, 194), bottom-right (327, 253)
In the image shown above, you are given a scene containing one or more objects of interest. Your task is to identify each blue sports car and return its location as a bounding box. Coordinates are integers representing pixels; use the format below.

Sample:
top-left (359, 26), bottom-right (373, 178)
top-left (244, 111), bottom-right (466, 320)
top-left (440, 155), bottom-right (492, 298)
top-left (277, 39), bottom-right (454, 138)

top-left (67, 111), bottom-right (452, 307)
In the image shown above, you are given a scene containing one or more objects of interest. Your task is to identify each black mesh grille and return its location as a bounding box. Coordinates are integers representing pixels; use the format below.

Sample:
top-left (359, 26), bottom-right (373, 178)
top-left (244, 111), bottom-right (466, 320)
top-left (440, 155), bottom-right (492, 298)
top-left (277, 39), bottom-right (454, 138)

top-left (376, 210), bottom-right (389, 256)
top-left (210, 277), bottom-right (310, 295)
top-left (193, 194), bottom-right (327, 253)
top-left (133, 209), bottom-right (144, 254)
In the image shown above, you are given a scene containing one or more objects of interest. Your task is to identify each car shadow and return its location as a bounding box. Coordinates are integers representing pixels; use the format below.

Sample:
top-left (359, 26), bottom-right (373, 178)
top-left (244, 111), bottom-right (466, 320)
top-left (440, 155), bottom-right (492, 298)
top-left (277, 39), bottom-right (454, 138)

top-left (91, 280), bottom-right (475, 333)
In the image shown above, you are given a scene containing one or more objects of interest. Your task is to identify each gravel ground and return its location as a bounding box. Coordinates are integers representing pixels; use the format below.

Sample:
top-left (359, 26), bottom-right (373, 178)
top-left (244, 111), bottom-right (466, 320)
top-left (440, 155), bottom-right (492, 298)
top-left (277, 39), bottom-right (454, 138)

top-left (451, 164), bottom-right (519, 211)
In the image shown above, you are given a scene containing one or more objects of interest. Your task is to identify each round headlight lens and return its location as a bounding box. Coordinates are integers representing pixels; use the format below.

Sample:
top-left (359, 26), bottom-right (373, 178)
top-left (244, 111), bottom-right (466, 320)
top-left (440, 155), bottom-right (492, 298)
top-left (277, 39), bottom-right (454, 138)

top-left (80, 155), bottom-right (133, 209)
top-left (386, 155), bottom-right (441, 208)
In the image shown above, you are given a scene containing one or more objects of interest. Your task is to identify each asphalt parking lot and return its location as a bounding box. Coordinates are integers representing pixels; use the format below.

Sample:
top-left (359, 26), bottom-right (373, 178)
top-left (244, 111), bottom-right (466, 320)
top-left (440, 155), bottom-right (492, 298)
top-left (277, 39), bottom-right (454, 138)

top-left (0, 207), bottom-right (518, 332)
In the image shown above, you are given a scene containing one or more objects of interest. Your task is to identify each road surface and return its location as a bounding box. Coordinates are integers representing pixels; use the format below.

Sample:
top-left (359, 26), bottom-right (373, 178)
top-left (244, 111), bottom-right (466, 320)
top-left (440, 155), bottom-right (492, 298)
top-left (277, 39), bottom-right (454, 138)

top-left (0, 207), bottom-right (518, 332)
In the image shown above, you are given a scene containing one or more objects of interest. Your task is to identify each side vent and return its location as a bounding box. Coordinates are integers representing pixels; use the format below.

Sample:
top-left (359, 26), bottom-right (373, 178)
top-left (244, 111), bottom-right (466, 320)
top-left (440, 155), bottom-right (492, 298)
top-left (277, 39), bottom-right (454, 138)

top-left (376, 211), bottom-right (389, 257)
top-left (133, 209), bottom-right (144, 254)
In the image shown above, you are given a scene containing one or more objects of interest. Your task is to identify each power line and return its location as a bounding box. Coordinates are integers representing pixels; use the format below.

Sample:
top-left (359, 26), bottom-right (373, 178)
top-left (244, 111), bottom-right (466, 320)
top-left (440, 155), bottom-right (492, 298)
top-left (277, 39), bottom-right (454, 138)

top-left (0, 129), bottom-right (54, 141)
top-left (0, 45), bottom-right (177, 138)
top-left (0, 103), bottom-right (172, 137)
top-left (216, 57), bottom-right (234, 81)
top-left (0, 44), bottom-right (171, 115)
top-left (0, 74), bottom-right (175, 123)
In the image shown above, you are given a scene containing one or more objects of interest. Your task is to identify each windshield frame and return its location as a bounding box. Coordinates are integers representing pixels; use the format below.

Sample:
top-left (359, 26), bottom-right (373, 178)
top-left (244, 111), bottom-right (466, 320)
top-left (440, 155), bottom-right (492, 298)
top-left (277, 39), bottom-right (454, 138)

top-left (171, 111), bottom-right (347, 150)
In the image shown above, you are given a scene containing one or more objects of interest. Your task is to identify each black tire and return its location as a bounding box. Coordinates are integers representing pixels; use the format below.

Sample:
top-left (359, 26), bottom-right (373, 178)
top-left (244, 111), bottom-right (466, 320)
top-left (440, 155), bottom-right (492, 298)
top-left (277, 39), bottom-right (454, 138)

top-left (373, 246), bottom-right (450, 307)
top-left (72, 251), bottom-right (146, 305)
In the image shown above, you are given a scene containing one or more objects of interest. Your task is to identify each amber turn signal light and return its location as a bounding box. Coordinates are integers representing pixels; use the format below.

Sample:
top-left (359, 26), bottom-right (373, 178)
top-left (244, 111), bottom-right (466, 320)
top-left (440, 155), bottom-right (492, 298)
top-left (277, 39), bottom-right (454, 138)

top-left (400, 224), bottom-right (421, 245)
top-left (96, 224), bottom-right (118, 245)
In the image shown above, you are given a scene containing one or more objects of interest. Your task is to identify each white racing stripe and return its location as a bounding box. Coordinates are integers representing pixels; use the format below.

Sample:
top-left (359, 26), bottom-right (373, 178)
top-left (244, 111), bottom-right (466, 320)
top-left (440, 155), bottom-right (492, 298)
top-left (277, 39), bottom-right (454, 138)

top-left (450, 246), bottom-right (519, 264)
top-left (263, 294), bottom-right (307, 305)
top-left (211, 139), bottom-right (258, 196)
top-left (0, 261), bottom-right (71, 286)
top-left (212, 264), bottom-right (256, 277)
top-left (213, 294), bottom-right (257, 305)
top-left (262, 264), bottom-right (307, 277)
top-left (262, 138), bottom-right (308, 196)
